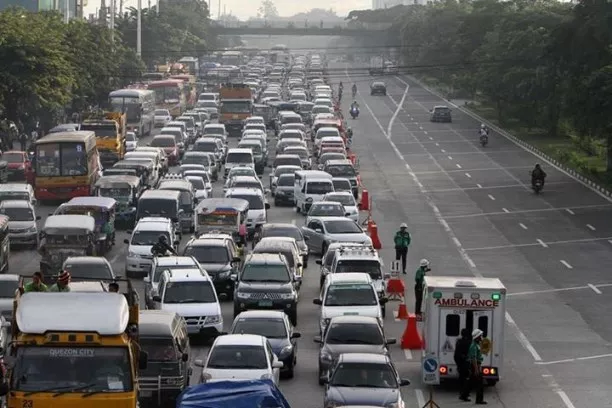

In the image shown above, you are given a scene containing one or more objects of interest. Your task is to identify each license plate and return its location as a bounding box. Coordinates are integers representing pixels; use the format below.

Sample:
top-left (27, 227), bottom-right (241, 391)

top-left (343, 312), bottom-right (359, 316)
top-left (258, 300), bottom-right (273, 307)
top-left (140, 391), bottom-right (153, 397)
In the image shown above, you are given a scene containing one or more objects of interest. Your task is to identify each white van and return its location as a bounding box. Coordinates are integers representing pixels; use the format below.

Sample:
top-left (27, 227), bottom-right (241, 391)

top-left (294, 170), bottom-right (334, 213)
top-left (224, 148), bottom-right (254, 178)
top-left (225, 187), bottom-right (270, 237)
top-left (314, 273), bottom-right (386, 335)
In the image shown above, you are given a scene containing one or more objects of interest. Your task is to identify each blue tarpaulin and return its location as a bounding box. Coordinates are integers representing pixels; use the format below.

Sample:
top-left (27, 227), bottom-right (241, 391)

top-left (176, 380), bottom-right (291, 408)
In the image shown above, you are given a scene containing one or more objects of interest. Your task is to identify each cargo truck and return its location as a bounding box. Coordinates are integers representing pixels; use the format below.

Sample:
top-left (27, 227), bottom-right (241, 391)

top-left (81, 111), bottom-right (127, 167)
top-left (219, 84), bottom-right (253, 136)
top-left (369, 56), bottom-right (384, 75)
top-left (421, 276), bottom-right (506, 386)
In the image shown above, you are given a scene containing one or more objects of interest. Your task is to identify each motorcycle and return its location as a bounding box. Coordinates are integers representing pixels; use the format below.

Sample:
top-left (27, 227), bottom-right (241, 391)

top-left (532, 178), bottom-right (544, 194)
top-left (350, 107), bottom-right (359, 119)
top-left (480, 134), bottom-right (488, 147)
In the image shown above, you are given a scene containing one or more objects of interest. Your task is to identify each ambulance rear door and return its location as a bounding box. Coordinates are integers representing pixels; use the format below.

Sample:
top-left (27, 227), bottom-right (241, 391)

top-left (437, 307), bottom-right (467, 370)
top-left (470, 309), bottom-right (494, 368)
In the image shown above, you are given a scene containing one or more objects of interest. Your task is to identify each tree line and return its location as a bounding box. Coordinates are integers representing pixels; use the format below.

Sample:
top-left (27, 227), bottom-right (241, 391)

top-left (352, 0), bottom-right (612, 178)
top-left (0, 0), bottom-right (218, 133)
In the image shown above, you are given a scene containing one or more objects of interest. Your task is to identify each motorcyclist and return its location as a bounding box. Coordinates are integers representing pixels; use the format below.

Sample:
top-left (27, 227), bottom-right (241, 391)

top-left (347, 127), bottom-right (353, 139)
top-left (531, 164), bottom-right (547, 188)
top-left (350, 101), bottom-right (359, 111)
top-left (151, 234), bottom-right (177, 257)
top-left (479, 124), bottom-right (489, 137)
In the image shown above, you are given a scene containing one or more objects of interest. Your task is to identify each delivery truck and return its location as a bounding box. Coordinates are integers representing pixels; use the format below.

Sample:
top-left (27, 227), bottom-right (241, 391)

top-left (369, 56), bottom-right (384, 75)
top-left (421, 276), bottom-right (506, 386)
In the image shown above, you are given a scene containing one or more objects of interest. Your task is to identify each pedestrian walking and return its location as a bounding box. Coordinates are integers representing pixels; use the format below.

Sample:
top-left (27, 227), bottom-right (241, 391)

top-left (19, 133), bottom-right (27, 151)
top-left (460, 329), bottom-right (487, 405)
top-left (414, 258), bottom-right (430, 315)
top-left (393, 222), bottom-right (411, 274)
top-left (455, 328), bottom-right (472, 401)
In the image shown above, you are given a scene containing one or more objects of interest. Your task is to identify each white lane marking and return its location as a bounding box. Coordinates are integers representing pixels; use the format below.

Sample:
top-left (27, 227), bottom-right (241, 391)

top-left (419, 126), bottom-right (423, 130)
top-left (464, 236), bottom-right (612, 251)
top-left (536, 353), bottom-right (612, 366)
top-left (414, 122), bottom-right (418, 125)
top-left (508, 283), bottom-right (612, 297)
top-left (519, 223), bottom-right (528, 230)
top-left (424, 131), bottom-right (428, 134)
top-left (434, 142), bottom-right (439, 147)
top-left (588, 283), bottom-right (602, 294)
top-left (505, 312), bottom-right (542, 361)
top-left (444, 203), bottom-right (612, 219)
top-left (609, 239), bottom-right (612, 245)
top-left (441, 149), bottom-right (446, 153)
top-left (447, 155), bottom-right (452, 160)
top-left (488, 194), bottom-right (495, 201)
top-left (413, 165), bottom-right (533, 174)
top-left (503, 207), bottom-right (510, 213)
top-left (566, 208), bottom-right (575, 215)
top-left (465, 172), bottom-right (471, 178)
top-left (560, 260), bottom-right (573, 269)
top-left (429, 136), bottom-right (433, 140)
top-left (452, 237), bottom-right (462, 247)
top-left (456, 163), bottom-right (462, 169)
top-left (404, 349), bottom-right (412, 360)
top-left (380, 73), bottom-right (544, 365)
top-left (415, 389), bottom-right (425, 407)
top-left (537, 239), bottom-right (548, 248)
top-left (477, 183), bottom-right (483, 188)
top-left (586, 224), bottom-right (596, 231)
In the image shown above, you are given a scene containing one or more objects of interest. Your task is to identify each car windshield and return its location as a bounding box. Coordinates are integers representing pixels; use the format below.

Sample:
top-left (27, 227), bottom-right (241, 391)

top-left (274, 157), bottom-right (301, 168)
top-left (326, 323), bottom-right (384, 345)
top-left (11, 346), bottom-right (132, 393)
top-left (207, 345), bottom-right (267, 369)
top-left (137, 199), bottom-right (177, 218)
top-left (241, 263), bottom-right (290, 282)
top-left (320, 154), bottom-right (345, 164)
top-left (183, 245), bottom-right (229, 264)
top-left (240, 144), bottom-right (262, 155)
top-left (333, 180), bottom-right (351, 191)
top-left (151, 137), bottom-right (175, 147)
top-left (226, 152), bottom-right (252, 164)
top-left (274, 167), bottom-right (297, 178)
top-left (125, 133), bottom-right (136, 142)
top-left (204, 127), bottom-right (223, 135)
top-left (2, 153), bottom-right (23, 164)
top-left (232, 318), bottom-right (287, 339)
top-left (0, 280), bottom-right (18, 298)
top-left (0, 206), bottom-right (34, 221)
top-left (188, 178), bottom-right (205, 189)
top-left (64, 262), bottom-right (112, 280)
top-left (310, 204), bottom-right (344, 217)
top-left (336, 260), bottom-right (382, 279)
top-left (155, 110), bottom-right (169, 115)
top-left (326, 195), bottom-right (356, 206)
top-left (230, 168), bottom-right (256, 178)
top-left (262, 227), bottom-right (303, 242)
top-left (131, 231), bottom-right (170, 246)
top-left (277, 175), bottom-right (294, 186)
top-left (0, 192), bottom-right (29, 202)
top-left (139, 338), bottom-right (177, 362)
top-left (325, 284), bottom-right (377, 306)
top-left (306, 182), bottom-right (333, 195)
top-left (194, 142), bottom-right (216, 152)
top-left (285, 149), bottom-right (307, 159)
top-left (330, 362), bottom-right (397, 389)
top-left (324, 220), bottom-right (361, 234)
top-left (228, 194), bottom-right (263, 210)
top-left (326, 165), bottom-right (356, 178)
top-left (163, 281), bottom-right (216, 303)
top-left (254, 247), bottom-right (295, 267)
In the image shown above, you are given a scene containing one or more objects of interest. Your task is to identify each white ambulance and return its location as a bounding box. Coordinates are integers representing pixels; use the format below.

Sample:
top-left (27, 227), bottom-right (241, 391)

top-left (421, 276), bottom-right (506, 386)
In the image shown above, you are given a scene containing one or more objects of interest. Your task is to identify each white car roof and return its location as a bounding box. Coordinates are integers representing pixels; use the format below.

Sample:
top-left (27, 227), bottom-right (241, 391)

top-left (213, 333), bottom-right (266, 346)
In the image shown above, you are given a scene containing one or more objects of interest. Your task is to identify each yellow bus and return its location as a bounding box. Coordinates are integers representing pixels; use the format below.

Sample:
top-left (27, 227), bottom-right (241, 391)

top-left (34, 131), bottom-right (101, 200)
top-left (147, 79), bottom-right (186, 118)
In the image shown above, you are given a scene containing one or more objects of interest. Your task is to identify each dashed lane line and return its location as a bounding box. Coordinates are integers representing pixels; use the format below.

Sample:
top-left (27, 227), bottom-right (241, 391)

top-left (519, 223), bottom-right (528, 230)
top-left (477, 184), bottom-right (483, 188)
top-left (404, 350), bottom-right (412, 360)
top-left (412, 166), bottom-right (533, 174)
top-left (508, 283), bottom-right (612, 297)
top-left (560, 260), bottom-right (573, 269)
top-left (463, 236), bottom-right (612, 251)
top-left (415, 389), bottom-right (426, 407)
top-left (447, 155), bottom-right (452, 160)
top-left (536, 353), bottom-right (612, 366)
top-left (503, 207), bottom-right (510, 213)
top-left (566, 208), bottom-right (575, 215)
top-left (537, 239), bottom-right (548, 248)
top-left (586, 224), bottom-right (596, 231)
top-left (488, 194), bottom-right (495, 201)
top-left (456, 163), bottom-right (462, 169)
top-left (588, 283), bottom-right (602, 294)
top-left (443, 203), bottom-right (612, 219)
top-left (465, 172), bottom-right (471, 178)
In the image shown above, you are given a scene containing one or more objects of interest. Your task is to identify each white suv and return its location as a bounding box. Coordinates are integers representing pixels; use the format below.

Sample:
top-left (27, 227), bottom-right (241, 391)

top-left (152, 269), bottom-right (223, 337)
top-left (124, 217), bottom-right (179, 278)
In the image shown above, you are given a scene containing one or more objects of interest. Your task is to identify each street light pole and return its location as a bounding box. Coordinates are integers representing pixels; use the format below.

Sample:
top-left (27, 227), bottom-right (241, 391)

top-left (110, 0), bottom-right (115, 45)
top-left (137, 0), bottom-right (142, 57)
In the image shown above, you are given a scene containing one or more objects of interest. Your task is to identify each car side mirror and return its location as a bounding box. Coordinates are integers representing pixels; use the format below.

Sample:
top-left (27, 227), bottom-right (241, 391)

top-left (313, 298), bottom-right (322, 305)
top-left (265, 203), bottom-right (270, 210)
top-left (152, 295), bottom-right (161, 302)
top-left (297, 263), bottom-right (303, 268)
top-left (171, 217), bottom-right (179, 223)
top-left (314, 228), bottom-right (323, 234)
top-left (174, 240), bottom-right (180, 246)
top-left (400, 379), bottom-right (411, 386)
top-left (386, 338), bottom-right (397, 345)
top-left (182, 353), bottom-right (189, 362)
top-left (232, 256), bottom-right (241, 263)
top-left (313, 335), bottom-right (322, 343)
top-left (304, 235), bottom-right (310, 241)
top-left (230, 274), bottom-right (237, 281)
top-left (315, 259), bottom-right (322, 265)
top-left (379, 297), bottom-right (388, 305)
top-left (291, 332), bottom-right (301, 339)
top-left (123, 239), bottom-right (130, 244)
top-left (272, 361), bottom-right (284, 369)
top-left (194, 359), bottom-right (205, 367)
top-left (143, 276), bottom-right (150, 283)
top-left (345, 213), bottom-right (351, 217)
top-left (139, 350), bottom-right (148, 370)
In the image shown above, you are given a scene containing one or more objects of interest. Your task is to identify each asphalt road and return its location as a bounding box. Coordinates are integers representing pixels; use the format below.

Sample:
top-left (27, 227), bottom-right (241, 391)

top-left (8, 40), bottom-right (612, 407)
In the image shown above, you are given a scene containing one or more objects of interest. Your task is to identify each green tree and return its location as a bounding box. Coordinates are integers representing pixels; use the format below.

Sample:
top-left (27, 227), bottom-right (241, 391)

top-left (258, 0), bottom-right (279, 20)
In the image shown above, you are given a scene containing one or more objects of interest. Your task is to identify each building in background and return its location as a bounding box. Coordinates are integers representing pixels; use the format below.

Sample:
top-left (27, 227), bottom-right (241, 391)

top-left (0, 0), bottom-right (84, 18)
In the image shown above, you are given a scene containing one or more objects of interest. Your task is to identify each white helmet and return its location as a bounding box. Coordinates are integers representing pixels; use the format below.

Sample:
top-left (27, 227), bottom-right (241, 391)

top-left (481, 124), bottom-right (486, 129)
top-left (472, 329), bottom-right (484, 340)
top-left (400, 222), bottom-right (408, 229)
top-left (420, 259), bottom-right (430, 267)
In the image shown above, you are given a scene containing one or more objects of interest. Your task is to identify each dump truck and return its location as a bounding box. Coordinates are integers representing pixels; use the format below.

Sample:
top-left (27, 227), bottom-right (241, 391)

top-left (0, 277), bottom-right (147, 408)
top-left (81, 111), bottom-right (127, 167)
top-left (219, 83), bottom-right (253, 136)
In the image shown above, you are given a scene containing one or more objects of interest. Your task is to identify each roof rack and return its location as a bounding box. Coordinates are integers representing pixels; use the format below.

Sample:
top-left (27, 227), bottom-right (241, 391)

top-left (337, 244), bottom-right (377, 255)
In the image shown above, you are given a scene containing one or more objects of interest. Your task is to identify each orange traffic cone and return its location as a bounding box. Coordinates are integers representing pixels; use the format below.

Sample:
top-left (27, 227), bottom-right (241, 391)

top-left (370, 222), bottom-right (382, 250)
top-left (360, 189), bottom-right (369, 211)
top-left (401, 313), bottom-right (423, 350)
top-left (386, 276), bottom-right (405, 300)
top-left (396, 302), bottom-right (409, 320)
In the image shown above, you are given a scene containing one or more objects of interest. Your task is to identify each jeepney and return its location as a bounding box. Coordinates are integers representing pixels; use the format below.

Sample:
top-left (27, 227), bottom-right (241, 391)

top-left (195, 198), bottom-right (248, 241)
top-left (54, 197), bottom-right (117, 254)
top-left (157, 179), bottom-right (197, 233)
top-left (38, 214), bottom-right (96, 276)
top-left (95, 175), bottom-right (142, 229)
top-left (113, 159), bottom-right (156, 188)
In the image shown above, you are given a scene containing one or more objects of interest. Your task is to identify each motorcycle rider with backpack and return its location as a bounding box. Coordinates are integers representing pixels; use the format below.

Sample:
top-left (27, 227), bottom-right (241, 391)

top-left (531, 164), bottom-right (546, 190)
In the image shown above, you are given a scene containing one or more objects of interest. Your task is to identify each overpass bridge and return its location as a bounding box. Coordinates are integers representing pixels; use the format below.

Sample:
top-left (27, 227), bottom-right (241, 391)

top-left (211, 22), bottom-right (390, 38)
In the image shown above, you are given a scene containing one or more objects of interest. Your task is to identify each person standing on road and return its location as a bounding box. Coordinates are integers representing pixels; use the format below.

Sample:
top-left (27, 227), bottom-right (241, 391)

top-left (393, 223), bottom-right (411, 274)
top-left (461, 329), bottom-right (487, 405)
top-left (455, 328), bottom-right (472, 402)
top-left (414, 258), bottom-right (430, 315)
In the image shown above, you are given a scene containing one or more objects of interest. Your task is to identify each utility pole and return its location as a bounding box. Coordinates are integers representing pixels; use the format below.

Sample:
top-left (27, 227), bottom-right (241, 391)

top-left (217, 0), bottom-right (220, 19)
top-left (156, 0), bottom-right (159, 13)
top-left (119, 0), bottom-right (123, 15)
top-left (137, 0), bottom-right (142, 58)
top-left (64, 0), bottom-right (70, 22)
top-left (110, 0), bottom-right (115, 45)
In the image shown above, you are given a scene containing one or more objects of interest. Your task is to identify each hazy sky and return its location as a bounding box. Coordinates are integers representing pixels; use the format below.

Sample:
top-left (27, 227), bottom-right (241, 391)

top-left (85, 0), bottom-right (371, 20)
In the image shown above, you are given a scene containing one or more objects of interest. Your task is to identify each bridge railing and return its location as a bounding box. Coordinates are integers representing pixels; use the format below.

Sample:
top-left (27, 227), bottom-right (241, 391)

top-left (212, 19), bottom-right (392, 31)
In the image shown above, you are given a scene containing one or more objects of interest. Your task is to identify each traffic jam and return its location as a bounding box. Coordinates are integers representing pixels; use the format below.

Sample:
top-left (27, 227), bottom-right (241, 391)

top-left (0, 49), bottom-right (507, 408)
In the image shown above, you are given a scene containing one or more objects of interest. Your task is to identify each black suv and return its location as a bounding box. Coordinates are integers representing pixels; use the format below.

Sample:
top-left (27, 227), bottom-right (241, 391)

top-left (430, 105), bottom-right (452, 123)
top-left (370, 81), bottom-right (387, 96)
top-left (233, 253), bottom-right (299, 325)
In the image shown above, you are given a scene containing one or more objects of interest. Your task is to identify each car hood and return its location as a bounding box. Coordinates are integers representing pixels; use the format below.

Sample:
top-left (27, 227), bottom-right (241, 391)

top-left (322, 305), bottom-right (381, 321)
top-left (199, 263), bottom-right (232, 273)
top-left (326, 232), bottom-right (371, 244)
top-left (323, 344), bottom-right (387, 358)
top-left (267, 338), bottom-right (291, 355)
top-left (203, 368), bottom-right (269, 382)
top-left (237, 281), bottom-right (293, 293)
top-left (326, 386), bottom-right (399, 406)
top-left (8, 221), bottom-right (36, 230)
top-left (160, 302), bottom-right (220, 316)
top-left (130, 245), bottom-right (153, 256)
